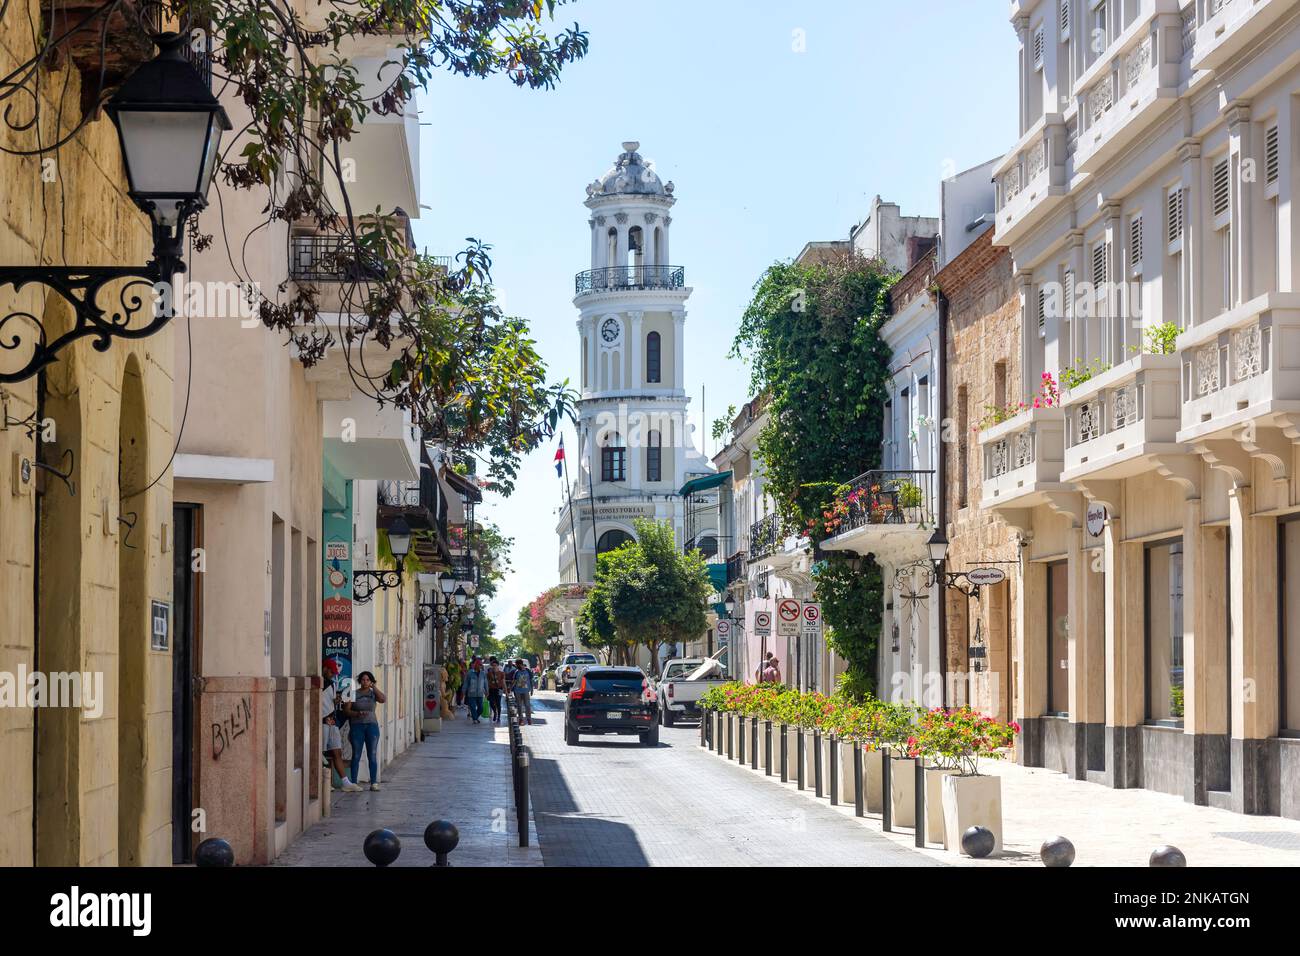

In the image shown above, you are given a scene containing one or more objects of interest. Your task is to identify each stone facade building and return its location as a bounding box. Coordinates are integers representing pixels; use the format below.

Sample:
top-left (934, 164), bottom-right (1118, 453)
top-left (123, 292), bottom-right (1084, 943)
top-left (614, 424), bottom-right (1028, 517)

top-left (939, 229), bottom-right (1022, 723)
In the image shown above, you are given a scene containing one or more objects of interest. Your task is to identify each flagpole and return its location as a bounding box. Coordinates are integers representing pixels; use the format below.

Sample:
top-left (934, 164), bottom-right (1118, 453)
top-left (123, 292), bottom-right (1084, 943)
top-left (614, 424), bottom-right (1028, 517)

top-left (561, 435), bottom-right (581, 584)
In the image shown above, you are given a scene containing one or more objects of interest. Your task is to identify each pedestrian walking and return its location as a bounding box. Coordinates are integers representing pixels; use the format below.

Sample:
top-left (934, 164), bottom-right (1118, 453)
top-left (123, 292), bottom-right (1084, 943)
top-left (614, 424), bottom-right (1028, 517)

top-left (486, 656), bottom-right (506, 723)
top-left (321, 659), bottom-right (361, 791)
top-left (344, 671), bottom-right (385, 791)
top-left (756, 651), bottom-right (774, 683)
top-left (463, 658), bottom-right (488, 726)
top-left (511, 658), bottom-right (534, 724)
top-left (761, 656), bottom-right (782, 684)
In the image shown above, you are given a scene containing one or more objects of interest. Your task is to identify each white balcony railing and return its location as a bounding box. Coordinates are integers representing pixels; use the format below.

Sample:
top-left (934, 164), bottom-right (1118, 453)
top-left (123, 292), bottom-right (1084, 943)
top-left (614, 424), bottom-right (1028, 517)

top-left (979, 406), bottom-right (1066, 507)
top-left (1061, 354), bottom-right (1182, 480)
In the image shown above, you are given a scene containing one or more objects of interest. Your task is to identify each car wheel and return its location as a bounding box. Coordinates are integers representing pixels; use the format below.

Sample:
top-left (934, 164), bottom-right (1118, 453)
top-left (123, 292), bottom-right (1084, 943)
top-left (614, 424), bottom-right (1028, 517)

top-left (565, 723), bottom-right (578, 746)
top-left (661, 708), bottom-right (675, 727)
top-left (641, 722), bottom-right (660, 746)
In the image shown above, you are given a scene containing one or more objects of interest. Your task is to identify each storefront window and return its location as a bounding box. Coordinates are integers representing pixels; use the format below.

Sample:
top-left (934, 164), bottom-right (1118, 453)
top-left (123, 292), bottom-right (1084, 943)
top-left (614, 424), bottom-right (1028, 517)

top-left (1047, 561), bottom-right (1069, 716)
top-left (1281, 520), bottom-right (1300, 732)
top-left (1145, 540), bottom-right (1184, 726)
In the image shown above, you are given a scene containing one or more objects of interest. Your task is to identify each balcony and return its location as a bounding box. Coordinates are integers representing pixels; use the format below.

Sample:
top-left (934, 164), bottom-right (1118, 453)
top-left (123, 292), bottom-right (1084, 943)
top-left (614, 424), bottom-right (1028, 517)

top-left (1072, 8), bottom-right (1184, 174)
top-left (748, 512), bottom-right (781, 564)
top-left (1061, 354), bottom-right (1183, 481)
top-left (1190, 0), bottom-right (1295, 72)
top-left (725, 551), bottom-right (746, 586)
top-left (291, 234), bottom-right (387, 282)
top-left (574, 264), bottom-right (685, 297)
top-left (819, 470), bottom-right (937, 565)
top-left (992, 115), bottom-right (1071, 246)
top-left (1176, 293), bottom-right (1300, 444)
top-left (377, 447), bottom-right (451, 568)
top-left (979, 407), bottom-right (1067, 509)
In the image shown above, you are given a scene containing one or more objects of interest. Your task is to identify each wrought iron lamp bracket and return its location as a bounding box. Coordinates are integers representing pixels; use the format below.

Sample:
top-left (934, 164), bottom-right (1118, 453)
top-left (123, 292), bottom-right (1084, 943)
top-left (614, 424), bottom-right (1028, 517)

top-left (353, 569), bottom-right (402, 605)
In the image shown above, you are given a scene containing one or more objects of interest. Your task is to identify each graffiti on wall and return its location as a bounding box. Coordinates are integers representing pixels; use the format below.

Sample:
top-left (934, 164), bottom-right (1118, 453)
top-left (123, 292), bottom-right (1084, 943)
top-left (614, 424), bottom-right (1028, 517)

top-left (211, 696), bottom-right (252, 760)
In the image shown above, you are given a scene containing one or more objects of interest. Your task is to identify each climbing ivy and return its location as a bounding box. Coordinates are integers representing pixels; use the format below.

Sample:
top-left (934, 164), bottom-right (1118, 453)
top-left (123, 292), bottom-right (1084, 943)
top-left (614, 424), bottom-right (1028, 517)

top-left (731, 252), bottom-right (896, 697)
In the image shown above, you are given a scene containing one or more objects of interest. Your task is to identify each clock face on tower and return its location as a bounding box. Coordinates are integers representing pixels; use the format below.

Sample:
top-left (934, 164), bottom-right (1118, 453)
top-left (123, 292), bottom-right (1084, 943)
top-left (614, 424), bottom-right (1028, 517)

top-left (600, 317), bottom-right (621, 345)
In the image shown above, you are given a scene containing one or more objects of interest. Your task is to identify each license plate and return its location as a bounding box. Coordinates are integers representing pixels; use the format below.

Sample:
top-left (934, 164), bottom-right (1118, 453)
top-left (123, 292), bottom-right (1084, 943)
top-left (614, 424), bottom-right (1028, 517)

top-left (606, 711), bottom-right (623, 720)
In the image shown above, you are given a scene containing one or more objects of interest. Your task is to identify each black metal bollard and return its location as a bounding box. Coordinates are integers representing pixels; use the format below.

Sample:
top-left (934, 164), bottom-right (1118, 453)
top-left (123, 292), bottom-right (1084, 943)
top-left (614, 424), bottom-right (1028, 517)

top-left (813, 730), bottom-right (823, 797)
top-left (194, 837), bottom-right (234, 867)
top-left (737, 715), bottom-right (746, 764)
top-left (853, 744), bottom-right (864, 817)
top-left (764, 721), bottom-right (773, 776)
top-left (829, 736), bottom-right (838, 806)
top-left (779, 725), bottom-right (788, 782)
top-left (363, 828), bottom-right (401, 867)
top-left (915, 756), bottom-right (926, 847)
top-left (515, 749), bottom-right (530, 848)
top-left (700, 707), bottom-right (707, 747)
top-left (882, 746), bottom-right (892, 832)
top-left (750, 717), bottom-right (758, 770)
top-left (424, 820), bottom-right (459, 867)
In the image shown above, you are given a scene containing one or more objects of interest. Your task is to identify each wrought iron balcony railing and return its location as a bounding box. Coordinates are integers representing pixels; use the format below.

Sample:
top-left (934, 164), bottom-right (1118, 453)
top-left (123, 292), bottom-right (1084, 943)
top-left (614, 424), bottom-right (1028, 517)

top-left (290, 234), bottom-right (386, 282)
top-left (574, 264), bottom-right (684, 295)
top-left (748, 512), bottom-right (781, 563)
top-left (833, 469), bottom-right (936, 534)
top-left (725, 551), bottom-right (746, 585)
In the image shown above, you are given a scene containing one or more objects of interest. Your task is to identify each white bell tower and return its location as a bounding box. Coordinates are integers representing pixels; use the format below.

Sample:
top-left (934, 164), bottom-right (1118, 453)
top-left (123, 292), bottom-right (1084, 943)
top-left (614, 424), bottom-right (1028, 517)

top-left (557, 141), bottom-right (714, 583)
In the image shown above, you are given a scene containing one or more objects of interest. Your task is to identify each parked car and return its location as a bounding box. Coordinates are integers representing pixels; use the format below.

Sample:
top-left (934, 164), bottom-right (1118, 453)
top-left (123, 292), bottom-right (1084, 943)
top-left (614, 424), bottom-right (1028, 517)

top-left (655, 655), bottom-right (729, 726)
top-left (554, 652), bottom-right (599, 692)
top-left (564, 666), bottom-right (659, 746)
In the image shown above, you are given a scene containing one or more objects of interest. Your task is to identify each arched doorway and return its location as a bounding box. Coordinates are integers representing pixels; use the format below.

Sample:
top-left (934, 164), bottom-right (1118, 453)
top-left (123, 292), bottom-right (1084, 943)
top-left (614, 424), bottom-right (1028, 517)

top-left (117, 355), bottom-right (148, 864)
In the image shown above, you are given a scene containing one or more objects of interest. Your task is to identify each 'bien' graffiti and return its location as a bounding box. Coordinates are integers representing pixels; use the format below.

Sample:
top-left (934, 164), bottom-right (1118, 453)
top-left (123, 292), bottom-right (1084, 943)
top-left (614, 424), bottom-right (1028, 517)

top-left (211, 696), bottom-right (252, 760)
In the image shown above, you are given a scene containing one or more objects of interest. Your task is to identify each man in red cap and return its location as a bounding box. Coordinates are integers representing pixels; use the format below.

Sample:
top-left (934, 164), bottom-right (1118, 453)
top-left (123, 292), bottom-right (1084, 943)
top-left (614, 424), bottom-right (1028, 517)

top-left (322, 658), bottom-right (361, 791)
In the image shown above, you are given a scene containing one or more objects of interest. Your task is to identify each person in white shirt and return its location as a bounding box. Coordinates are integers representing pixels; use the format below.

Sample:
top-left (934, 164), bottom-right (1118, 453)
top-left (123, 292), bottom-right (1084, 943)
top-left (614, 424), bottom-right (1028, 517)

top-left (322, 658), bottom-right (361, 791)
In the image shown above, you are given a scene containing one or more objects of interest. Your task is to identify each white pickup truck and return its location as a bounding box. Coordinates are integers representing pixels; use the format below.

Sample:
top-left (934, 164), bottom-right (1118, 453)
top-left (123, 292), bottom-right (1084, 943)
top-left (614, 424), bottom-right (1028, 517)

top-left (656, 654), bottom-right (730, 726)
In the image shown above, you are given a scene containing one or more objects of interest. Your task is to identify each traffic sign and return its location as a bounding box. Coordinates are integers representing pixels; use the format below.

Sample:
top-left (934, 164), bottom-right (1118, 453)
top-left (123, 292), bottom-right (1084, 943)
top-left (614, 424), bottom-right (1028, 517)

top-left (754, 611), bottom-right (772, 636)
top-left (777, 598), bottom-right (801, 637)
top-left (801, 602), bottom-right (822, 639)
top-left (716, 620), bottom-right (731, 638)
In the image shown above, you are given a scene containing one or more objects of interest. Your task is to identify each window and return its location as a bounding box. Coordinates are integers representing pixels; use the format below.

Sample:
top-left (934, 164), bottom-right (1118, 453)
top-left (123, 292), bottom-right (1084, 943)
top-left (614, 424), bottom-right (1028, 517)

top-left (647, 430), bottom-right (661, 482)
top-left (1265, 124), bottom-right (1280, 192)
top-left (601, 433), bottom-right (626, 482)
top-left (1280, 519), bottom-right (1300, 731)
top-left (1166, 186), bottom-right (1184, 252)
top-left (1129, 214), bottom-right (1143, 275)
top-left (1145, 540), bottom-right (1184, 726)
top-left (1033, 25), bottom-right (1045, 70)
top-left (596, 529), bottom-right (634, 554)
top-left (1037, 286), bottom-right (1047, 336)
top-left (1211, 156), bottom-right (1231, 221)
top-left (1047, 560), bottom-right (1069, 716)
top-left (1060, 0), bottom-right (1071, 40)
top-left (1092, 240), bottom-right (1108, 287)
top-left (646, 330), bottom-right (661, 383)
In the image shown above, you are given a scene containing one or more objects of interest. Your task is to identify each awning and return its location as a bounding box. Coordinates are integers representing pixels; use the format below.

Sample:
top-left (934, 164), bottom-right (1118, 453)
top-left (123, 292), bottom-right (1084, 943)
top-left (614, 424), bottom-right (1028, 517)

top-left (706, 563), bottom-right (728, 593)
top-left (679, 470), bottom-right (732, 497)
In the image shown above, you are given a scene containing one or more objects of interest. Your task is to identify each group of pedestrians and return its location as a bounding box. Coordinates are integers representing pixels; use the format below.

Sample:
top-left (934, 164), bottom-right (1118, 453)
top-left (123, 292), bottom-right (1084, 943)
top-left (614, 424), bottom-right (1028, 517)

top-left (462, 656), bottom-right (534, 726)
top-left (321, 658), bottom-right (386, 792)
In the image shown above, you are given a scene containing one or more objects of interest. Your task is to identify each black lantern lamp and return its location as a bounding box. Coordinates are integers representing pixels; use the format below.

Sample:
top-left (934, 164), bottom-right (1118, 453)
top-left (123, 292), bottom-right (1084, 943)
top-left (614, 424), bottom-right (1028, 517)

top-left (723, 596), bottom-right (736, 618)
top-left (452, 585), bottom-right (468, 608)
top-left (354, 517), bottom-right (411, 604)
top-left (439, 574), bottom-right (457, 597)
top-left (0, 32), bottom-right (231, 383)
top-left (928, 528), bottom-right (949, 574)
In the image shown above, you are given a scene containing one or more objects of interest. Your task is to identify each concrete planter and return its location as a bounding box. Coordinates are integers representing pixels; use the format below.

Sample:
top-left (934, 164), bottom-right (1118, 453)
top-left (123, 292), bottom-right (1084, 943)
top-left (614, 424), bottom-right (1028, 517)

top-left (783, 723), bottom-right (798, 780)
top-left (890, 756), bottom-right (917, 828)
top-left (862, 748), bottom-right (885, 814)
top-left (924, 766), bottom-right (956, 844)
top-left (802, 729), bottom-right (817, 789)
top-left (941, 773), bottom-right (1003, 856)
top-left (838, 740), bottom-right (857, 803)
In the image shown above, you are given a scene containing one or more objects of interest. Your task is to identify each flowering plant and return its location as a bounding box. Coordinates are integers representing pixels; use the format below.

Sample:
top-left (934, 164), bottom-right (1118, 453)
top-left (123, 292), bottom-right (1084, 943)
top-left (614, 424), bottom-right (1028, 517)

top-left (913, 706), bottom-right (1019, 775)
top-left (977, 373), bottom-right (1060, 430)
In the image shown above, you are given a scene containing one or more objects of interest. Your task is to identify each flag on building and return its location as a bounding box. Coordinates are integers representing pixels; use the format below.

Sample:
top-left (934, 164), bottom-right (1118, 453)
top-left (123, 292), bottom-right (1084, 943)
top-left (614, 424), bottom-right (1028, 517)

top-left (554, 435), bottom-right (565, 477)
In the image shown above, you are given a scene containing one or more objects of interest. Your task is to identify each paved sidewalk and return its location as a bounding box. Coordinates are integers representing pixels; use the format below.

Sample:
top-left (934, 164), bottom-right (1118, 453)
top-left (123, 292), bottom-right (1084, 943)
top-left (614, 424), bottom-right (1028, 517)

top-left (701, 738), bottom-right (1300, 867)
top-left (273, 710), bottom-right (541, 867)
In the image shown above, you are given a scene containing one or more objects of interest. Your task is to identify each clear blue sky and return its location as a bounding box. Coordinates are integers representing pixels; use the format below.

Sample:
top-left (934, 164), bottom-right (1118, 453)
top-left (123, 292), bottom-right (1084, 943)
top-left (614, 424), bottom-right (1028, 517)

top-left (409, 1), bottom-right (1020, 642)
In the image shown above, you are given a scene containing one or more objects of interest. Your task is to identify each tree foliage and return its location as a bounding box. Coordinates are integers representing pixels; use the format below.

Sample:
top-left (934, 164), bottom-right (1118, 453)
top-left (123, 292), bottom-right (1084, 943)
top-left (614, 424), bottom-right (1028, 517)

top-left (576, 518), bottom-right (712, 672)
top-left (730, 252), bottom-right (896, 697)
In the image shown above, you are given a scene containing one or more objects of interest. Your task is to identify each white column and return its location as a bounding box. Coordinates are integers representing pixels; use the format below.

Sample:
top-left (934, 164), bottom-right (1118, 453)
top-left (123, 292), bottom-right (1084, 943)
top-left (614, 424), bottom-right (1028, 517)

top-left (628, 311), bottom-right (643, 390)
top-left (1226, 102), bottom-right (1253, 304)
top-left (672, 310), bottom-right (686, 394)
top-left (1179, 139), bottom-right (1203, 327)
top-left (586, 316), bottom-right (599, 397)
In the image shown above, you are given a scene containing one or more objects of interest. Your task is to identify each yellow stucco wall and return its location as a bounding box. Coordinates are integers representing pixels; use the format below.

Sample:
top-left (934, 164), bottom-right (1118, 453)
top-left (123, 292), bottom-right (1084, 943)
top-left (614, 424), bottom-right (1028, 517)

top-left (0, 14), bottom-right (174, 865)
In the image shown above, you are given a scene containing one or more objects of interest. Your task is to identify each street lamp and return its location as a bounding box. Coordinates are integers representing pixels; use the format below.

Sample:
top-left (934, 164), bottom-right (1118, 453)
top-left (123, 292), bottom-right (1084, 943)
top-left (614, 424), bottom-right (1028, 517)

top-left (354, 517), bottom-right (412, 604)
top-left (0, 32), bottom-right (231, 383)
top-left (439, 574), bottom-right (457, 597)
top-left (452, 585), bottom-right (468, 608)
top-left (928, 527), bottom-right (949, 574)
top-left (723, 596), bottom-right (736, 618)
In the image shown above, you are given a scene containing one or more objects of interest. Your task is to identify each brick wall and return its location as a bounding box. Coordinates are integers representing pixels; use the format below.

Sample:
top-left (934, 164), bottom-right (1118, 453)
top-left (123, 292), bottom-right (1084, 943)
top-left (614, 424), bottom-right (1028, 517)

top-left (936, 229), bottom-right (1020, 721)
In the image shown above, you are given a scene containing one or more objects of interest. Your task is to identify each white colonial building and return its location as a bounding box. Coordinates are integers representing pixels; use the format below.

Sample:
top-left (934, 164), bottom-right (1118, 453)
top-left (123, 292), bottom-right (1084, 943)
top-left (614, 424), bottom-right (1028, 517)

top-left (985, 0), bottom-right (1300, 818)
top-left (555, 142), bottom-right (715, 605)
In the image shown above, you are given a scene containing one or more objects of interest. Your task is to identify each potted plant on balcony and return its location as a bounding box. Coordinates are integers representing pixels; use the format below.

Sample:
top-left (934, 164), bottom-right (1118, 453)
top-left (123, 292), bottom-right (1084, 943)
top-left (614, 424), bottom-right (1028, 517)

top-left (916, 707), bottom-right (1019, 856)
top-left (895, 479), bottom-right (925, 525)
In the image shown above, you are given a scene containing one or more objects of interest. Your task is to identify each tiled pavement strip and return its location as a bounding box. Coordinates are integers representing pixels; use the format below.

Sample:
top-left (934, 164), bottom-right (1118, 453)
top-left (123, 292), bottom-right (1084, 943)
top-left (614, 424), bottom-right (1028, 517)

top-left (274, 704), bottom-right (541, 867)
top-left (274, 690), bottom-right (1300, 867)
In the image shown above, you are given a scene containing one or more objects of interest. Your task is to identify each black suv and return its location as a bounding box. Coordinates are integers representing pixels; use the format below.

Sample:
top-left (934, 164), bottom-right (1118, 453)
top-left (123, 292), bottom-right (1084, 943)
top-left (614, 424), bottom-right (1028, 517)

top-left (563, 667), bottom-right (659, 746)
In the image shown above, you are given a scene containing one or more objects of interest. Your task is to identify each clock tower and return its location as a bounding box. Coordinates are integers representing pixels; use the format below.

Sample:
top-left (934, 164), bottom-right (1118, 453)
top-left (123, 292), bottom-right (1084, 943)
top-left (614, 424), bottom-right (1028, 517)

top-left (557, 142), bottom-right (715, 583)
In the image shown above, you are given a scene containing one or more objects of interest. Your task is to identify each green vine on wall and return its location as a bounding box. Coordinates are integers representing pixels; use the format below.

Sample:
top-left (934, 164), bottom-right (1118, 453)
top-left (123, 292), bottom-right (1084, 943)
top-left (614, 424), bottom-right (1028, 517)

top-left (731, 252), bottom-right (896, 698)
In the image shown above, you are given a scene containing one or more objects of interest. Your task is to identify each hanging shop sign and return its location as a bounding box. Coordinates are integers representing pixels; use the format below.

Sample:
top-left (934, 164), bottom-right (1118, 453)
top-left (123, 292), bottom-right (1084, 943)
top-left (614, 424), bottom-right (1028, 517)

top-left (964, 567), bottom-right (1006, 587)
top-left (1086, 503), bottom-right (1107, 538)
